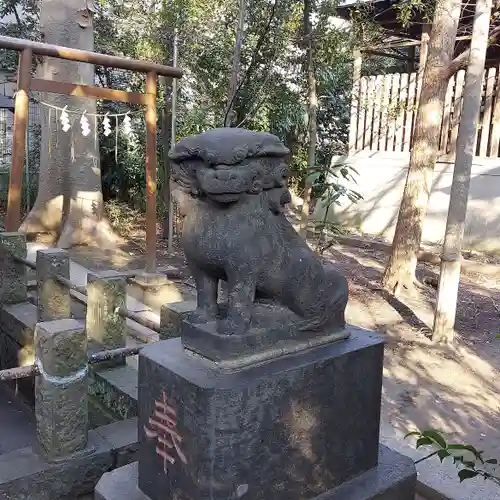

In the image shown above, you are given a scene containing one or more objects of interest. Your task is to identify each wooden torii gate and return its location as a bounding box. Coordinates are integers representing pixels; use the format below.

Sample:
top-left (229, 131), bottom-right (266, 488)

top-left (0, 35), bottom-right (183, 272)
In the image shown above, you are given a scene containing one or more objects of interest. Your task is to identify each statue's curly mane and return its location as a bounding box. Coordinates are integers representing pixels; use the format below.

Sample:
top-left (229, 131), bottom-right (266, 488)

top-left (169, 128), bottom-right (290, 165)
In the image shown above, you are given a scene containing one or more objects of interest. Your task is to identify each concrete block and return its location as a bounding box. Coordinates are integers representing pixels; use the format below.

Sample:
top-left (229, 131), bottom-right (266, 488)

top-left (0, 431), bottom-right (112, 500)
top-left (89, 364), bottom-right (138, 420)
top-left (128, 271), bottom-right (194, 312)
top-left (0, 302), bottom-right (38, 401)
top-left (319, 445), bottom-right (416, 499)
top-left (95, 417), bottom-right (138, 469)
top-left (0, 302), bottom-right (37, 347)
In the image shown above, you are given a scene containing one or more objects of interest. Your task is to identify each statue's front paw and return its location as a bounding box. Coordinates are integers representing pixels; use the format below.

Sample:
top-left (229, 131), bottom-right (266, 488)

top-left (188, 306), bottom-right (219, 324)
top-left (217, 318), bottom-right (237, 336)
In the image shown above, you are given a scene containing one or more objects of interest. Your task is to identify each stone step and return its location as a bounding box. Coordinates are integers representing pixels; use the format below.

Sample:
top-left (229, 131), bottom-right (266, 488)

top-left (0, 383), bottom-right (36, 455)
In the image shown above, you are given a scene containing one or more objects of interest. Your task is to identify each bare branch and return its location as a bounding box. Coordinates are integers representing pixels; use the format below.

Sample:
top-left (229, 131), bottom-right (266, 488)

top-left (222, 0), bottom-right (278, 126)
top-left (11, 5), bottom-right (22, 28)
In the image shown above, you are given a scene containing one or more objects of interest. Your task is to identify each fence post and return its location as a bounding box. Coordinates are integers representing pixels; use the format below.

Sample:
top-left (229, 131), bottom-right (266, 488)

top-left (86, 272), bottom-right (126, 366)
top-left (36, 248), bottom-right (71, 322)
top-left (0, 232), bottom-right (27, 303)
top-left (35, 319), bottom-right (88, 461)
top-left (348, 49), bottom-right (362, 154)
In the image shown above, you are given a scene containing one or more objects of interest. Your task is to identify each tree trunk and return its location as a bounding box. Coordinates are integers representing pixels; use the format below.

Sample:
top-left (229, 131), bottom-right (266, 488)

top-left (432, 0), bottom-right (492, 343)
top-left (300, 0), bottom-right (317, 238)
top-left (381, 0), bottom-right (462, 294)
top-left (224, 0), bottom-right (246, 127)
top-left (161, 85), bottom-right (173, 240)
top-left (20, 0), bottom-right (121, 249)
top-left (160, 15), bottom-right (175, 241)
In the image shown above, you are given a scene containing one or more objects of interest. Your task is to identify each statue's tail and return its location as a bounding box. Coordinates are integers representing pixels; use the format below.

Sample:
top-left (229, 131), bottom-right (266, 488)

top-left (295, 267), bottom-right (349, 332)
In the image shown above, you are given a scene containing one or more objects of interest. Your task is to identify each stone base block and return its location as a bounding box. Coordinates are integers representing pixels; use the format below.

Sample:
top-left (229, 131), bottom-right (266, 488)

top-left (138, 329), bottom-right (385, 500)
top-left (181, 317), bottom-right (350, 366)
top-left (95, 445), bottom-right (416, 500)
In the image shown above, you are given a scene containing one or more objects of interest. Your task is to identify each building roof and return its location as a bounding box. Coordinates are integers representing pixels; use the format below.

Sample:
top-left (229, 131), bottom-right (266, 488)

top-left (336, 0), bottom-right (427, 40)
top-left (334, 0), bottom-right (500, 65)
top-left (336, 0), bottom-right (478, 41)
top-left (338, 0), bottom-right (387, 6)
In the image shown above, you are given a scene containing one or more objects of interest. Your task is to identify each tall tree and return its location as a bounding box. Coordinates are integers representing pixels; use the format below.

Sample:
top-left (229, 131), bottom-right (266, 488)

top-left (299, 0), bottom-right (317, 237)
top-left (381, 0), bottom-right (500, 294)
top-left (20, 0), bottom-right (120, 249)
top-left (433, 0), bottom-right (493, 343)
top-left (224, 0), bottom-right (246, 127)
top-left (381, 0), bottom-right (462, 294)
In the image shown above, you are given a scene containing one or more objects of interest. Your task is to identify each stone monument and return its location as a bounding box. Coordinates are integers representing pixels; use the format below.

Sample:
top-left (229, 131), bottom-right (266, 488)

top-left (96, 128), bottom-right (416, 500)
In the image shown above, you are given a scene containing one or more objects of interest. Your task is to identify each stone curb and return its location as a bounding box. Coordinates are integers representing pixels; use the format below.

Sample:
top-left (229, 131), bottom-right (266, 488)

top-left (0, 418), bottom-right (137, 500)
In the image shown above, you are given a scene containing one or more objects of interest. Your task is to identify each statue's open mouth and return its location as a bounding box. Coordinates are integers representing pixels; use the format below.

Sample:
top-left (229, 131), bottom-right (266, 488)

top-left (206, 192), bottom-right (244, 203)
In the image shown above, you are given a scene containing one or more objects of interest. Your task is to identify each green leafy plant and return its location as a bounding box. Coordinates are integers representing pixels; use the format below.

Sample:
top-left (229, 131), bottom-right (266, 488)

top-left (309, 163), bottom-right (362, 253)
top-left (406, 429), bottom-right (500, 487)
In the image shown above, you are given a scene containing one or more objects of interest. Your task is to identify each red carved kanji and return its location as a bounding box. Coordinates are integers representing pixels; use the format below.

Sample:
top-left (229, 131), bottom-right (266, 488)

top-left (144, 391), bottom-right (187, 473)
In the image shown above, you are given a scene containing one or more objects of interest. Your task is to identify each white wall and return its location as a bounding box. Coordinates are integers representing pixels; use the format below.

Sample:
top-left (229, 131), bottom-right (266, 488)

top-left (313, 151), bottom-right (500, 253)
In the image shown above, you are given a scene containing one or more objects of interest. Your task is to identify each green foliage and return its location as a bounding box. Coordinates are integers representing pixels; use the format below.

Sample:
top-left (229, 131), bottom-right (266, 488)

top-left (91, 0), bottom-right (364, 205)
top-left (0, 0), bottom-right (39, 70)
top-left (105, 199), bottom-right (143, 236)
top-left (0, 0), bottom-right (389, 213)
top-left (310, 162), bottom-right (362, 253)
top-left (393, 0), bottom-right (434, 27)
top-left (406, 429), bottom-right (500, 487)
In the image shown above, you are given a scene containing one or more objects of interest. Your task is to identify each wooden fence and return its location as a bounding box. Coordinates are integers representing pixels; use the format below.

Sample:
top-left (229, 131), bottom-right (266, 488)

top-left (350, 66), bottom-right (500, 158)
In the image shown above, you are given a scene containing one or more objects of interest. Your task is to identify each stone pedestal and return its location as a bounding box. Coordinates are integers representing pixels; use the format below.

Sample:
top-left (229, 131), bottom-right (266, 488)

top-left (96, 326), bottom-right (417, 500)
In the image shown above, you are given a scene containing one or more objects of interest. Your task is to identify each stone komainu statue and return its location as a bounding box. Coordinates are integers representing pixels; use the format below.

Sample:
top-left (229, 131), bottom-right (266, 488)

top-left (169, 128), bottom-right (349, 336)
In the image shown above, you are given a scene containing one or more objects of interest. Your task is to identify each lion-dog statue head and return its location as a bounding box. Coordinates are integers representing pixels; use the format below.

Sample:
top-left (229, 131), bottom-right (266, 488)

top-left (168, 128), bottom-right (291, 216)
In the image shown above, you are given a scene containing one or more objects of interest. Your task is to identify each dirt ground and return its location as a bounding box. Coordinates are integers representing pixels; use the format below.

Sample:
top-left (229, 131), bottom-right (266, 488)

top-left (328, 242), bottom-right (500, 461)
top-left (41, 203), bottom-right (500, 466)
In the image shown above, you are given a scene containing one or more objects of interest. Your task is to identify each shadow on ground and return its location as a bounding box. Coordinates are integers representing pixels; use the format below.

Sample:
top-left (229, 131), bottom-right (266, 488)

top-left (324, 244), bottom-right (500, 462)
